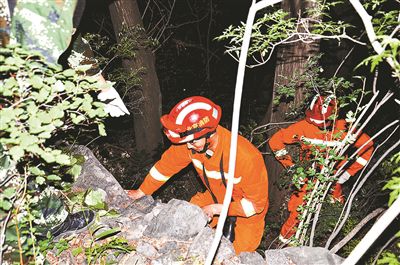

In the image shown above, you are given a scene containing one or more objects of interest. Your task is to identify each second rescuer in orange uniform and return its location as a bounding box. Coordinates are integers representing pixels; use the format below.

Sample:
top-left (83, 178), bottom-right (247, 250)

top-left (127, 96), bottom-right (269, 254)
top-left (269, 94), bottom-right (374, 243)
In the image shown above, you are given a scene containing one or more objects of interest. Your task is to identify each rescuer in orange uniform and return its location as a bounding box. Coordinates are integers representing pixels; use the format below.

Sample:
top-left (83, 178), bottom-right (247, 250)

top-left (269, 94), bottom-right (374, 243)
top-left (127, 96), bottom-right (269, 254)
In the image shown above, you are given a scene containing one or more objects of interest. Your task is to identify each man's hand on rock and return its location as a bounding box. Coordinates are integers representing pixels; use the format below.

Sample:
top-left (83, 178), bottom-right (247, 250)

top-left (202, 204), bottom-right (223, 221)
top-left (126, 189), bottom-right (145, 200)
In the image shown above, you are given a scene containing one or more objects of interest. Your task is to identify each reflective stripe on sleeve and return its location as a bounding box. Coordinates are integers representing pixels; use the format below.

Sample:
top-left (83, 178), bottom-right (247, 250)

top-left (300, 136), bottom-right (343, 147)
top-left (149, 166), bottom-right (170, 182)
top-left (274, 148), bottom-right (288, 157)
top-left (240, 198), bottom-right (256, 217)
top-left (338, 171), bottom-right (351, 184)
top-left (356, 157), bottom-right (368, 166)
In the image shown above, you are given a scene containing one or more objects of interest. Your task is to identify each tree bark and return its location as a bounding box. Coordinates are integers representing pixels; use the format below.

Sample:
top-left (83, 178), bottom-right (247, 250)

top-left (108, 0), bottom-right (163, 156)
top-left (263, 0), bottom-right (320, 214)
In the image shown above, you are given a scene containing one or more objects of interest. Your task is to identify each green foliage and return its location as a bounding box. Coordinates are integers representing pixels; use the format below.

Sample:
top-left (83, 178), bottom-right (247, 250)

top-left (85, 225), bottom-right (133, 265)
top-left (383, 152), bottom-right (400, 206)
top-left (272, 54), bottom-right (363, 120)
top-left (83, 26), bottom-right (158, 111)
top-left (0, 44), bottom-right (108, 262)
top-left (215, 9), bottom-right (296, 60)
top-left (112, 25), bottom-right (159, 59)
top-left (215, 1), bottom-right (350, 66)
top-left (378, 251), bottom-right (400, 265)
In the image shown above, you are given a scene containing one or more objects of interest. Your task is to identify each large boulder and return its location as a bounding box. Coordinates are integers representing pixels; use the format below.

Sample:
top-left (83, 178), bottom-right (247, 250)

top-left (144, 199), bottom-right (208, 240)
top-left (265, 246), bottom-right (344, 265)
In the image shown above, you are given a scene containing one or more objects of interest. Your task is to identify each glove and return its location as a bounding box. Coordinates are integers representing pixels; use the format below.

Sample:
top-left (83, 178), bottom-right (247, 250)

top-left (98, 82), bottom-right (130, 117)
top-left (331, 183), bottom-right (344, 204)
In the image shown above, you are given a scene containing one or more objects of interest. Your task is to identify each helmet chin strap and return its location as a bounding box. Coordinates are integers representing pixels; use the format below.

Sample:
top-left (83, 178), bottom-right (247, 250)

top-left (191, 131), bottom-right (216, 158)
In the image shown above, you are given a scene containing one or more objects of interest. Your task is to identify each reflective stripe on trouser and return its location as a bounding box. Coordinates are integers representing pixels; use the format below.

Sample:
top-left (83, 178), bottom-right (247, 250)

top-left (190, 191), bottom-right (265, 254)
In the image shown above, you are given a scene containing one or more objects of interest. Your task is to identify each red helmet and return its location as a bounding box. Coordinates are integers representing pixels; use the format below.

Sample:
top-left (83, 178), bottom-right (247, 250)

top-left (160, 96), bottom-right (222, 144)
top-left (305, 94), bottom-right (337, 127)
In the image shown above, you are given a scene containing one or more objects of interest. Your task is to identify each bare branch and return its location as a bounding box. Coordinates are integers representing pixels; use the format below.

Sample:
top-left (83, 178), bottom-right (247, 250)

top-left (330, 208), bottom-right (385, 254)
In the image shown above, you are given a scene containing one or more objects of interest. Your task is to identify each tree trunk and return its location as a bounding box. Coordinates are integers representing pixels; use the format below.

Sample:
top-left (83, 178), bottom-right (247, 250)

top-left (264, 0), bottom-right (320, 214)
top-left (108, 0), bottom-right (163, 156)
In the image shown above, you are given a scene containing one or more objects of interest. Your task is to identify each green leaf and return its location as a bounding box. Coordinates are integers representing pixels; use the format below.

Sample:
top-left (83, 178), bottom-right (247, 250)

top-left (98, 123), bottom-right (106, 136)
top-left (72, 115), bottom-right (86, 124)
top-left (30, 75), bottom-right (44, 89)
top-left (20, 134), bottom-right (38, 148)
top-left (3, 188), bottom-right (16, 199)
top-left (9, 146), bottom-right (24, 161)
top-left (47, 174), bottom-right (61, 181)
top-left (72, 247), bottom-right (83, 256)
top-left (37, 111), bottom-right (52, 124)
top-left (0, 198), bottom-right (12, 210)
top-left (35, 176), bottom-right (46, 185)
top-left (67, 164), bottom-right (82, 178)
top-left (29, 167), bottom-right (45, 176)
top-left (84, 189), bottom-right (106, 209)
top-left (55, 154), bottom-right (71, 165)
top-left (49, 106), bottom-right (64, 120)
top-left (40, 152), bottom-right (55, 163)
top-left (53, 119), bottom-right (64, 127)
top-left (94, 228), bottom-right (121, 241)
top-left (62, 69), bottom-right (76, 77)
top-left (38, 131), bottom-right (52, 139)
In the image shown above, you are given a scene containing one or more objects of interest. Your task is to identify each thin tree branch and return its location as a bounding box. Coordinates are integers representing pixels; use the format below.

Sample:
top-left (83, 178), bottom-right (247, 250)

top-left (330, 208), bottom-right (385, 254)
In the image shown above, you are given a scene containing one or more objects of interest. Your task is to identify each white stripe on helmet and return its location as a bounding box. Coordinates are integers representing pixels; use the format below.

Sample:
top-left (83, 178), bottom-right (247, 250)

top-left (212, 107), bottom-right (219, 119)
top-left (167, 129), bottom-right (180, 138)
top-left (176, 102), bottom-right (212, 125)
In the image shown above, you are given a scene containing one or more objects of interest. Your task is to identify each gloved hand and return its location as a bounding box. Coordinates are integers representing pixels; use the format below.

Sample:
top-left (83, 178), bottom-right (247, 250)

top-left (98, 81), bottom-right (130, 117)
top-left (331, 183), bottom-right (344, 204)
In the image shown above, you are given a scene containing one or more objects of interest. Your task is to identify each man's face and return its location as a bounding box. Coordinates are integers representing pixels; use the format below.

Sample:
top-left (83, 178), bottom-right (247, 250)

top-left (186, 137), bottom-right (207, 153)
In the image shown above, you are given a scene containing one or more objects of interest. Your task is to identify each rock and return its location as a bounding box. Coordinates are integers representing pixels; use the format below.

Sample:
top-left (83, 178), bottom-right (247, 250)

top-left (188, 226), bottom-right (236, 263)
top-left (144, 199), bottom-right (208, 240)
top-left (136, 241), bottom-right (158, 258)
top-left (264, 249), bottom-right (292, 265)
top-left (152, 248), bottom-right (188, 265)
top-left (71, 145), bottom-right (132, 211)
top-left (238, 251), bottom-right (266, 265)
top-left (122, 218), bottom-right (148, 241)
top-left (265, 246), bottom-right (344, 265)
top-left (119, 252), bottom-right (148, 265)
top-left (158, 241), bottom-right (178, 254)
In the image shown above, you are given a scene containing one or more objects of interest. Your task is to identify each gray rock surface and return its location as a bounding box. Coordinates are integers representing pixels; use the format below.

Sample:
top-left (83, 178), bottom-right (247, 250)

top-left (188, 226), bottom-right (236, 263)
top-left (264, 249), bottom-right (293, 265)
top-left (282, 246), bottom-right (344, 265)
top-left (71, 145), bottom-right (131, 210)
top-left (239, 251), bottom-right (267, 265)
top-left (136, 241), bottom-right (158, 258)
top-left (144, 199), bottom-right (208, 240)
top-left (265, 246), bottom-right (344, 265)
top-left (119, 252), bottom-right (147, 265)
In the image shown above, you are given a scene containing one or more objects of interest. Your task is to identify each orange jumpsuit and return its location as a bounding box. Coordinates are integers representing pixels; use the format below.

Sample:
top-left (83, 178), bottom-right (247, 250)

top-left (140, 125), bottom-right (269, 253)
top-left (269, 119), bottom-right (373, 239)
